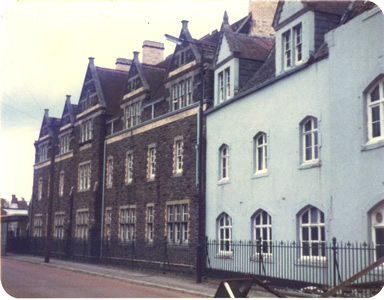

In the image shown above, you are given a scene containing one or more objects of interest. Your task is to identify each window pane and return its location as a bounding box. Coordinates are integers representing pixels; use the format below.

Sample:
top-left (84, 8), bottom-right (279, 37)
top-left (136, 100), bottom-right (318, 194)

top-left (371, 86), bottom-right (380, 102)
top-left (304, 121), bottom-right (312, 132)
top-left (311, 227), bottom-right (319, 240)
top-left (372, 106), bottom-right (380, 122)
top-left (302, 227), bottom-right (309, 240)
top-left (262, 211), bottom-right (268, 224)
top-left (302, 211), bottom-right (308, 224)
top-left (373, 122), bottom-right (381, 138)
top-left (311, 208), bottom-right (318, 223)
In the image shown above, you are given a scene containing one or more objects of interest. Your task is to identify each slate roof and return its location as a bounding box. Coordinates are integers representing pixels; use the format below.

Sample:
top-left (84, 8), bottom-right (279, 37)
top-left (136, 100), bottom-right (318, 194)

top-left (96, 67), bottom-right (128, 116)
top-left (225, 33), bottom-right (274, 61)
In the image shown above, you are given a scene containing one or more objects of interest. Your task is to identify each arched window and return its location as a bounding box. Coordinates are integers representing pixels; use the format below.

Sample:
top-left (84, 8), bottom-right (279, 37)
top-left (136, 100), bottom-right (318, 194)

top-left (217, 213), bottom-right (232, 253)
top-left (367, 79), bottom-right (384, 141)
top-left (370, 202), bottom-right (384, 259)
top-left (252, 210), bottom-right (272, 254)
top-left (219, 144), bottom-right (229, 181)
top-left (300, 117), bottom-right (319, 163)
top-left (299, 206), bottom-right (325, 257)
top-left (254, 132), bottom-right (268, 174)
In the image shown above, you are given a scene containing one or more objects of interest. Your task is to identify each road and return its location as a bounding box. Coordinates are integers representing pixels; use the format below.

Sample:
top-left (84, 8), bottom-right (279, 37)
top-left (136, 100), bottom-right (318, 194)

top-left (1, 258), bottom-right (195, 298)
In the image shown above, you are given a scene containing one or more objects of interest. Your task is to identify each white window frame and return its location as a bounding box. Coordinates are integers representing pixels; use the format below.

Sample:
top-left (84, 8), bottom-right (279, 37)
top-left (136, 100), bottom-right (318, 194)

top-left (254, 132), bottom-right (268, 174)
top-left (282, 23), bottom-right (302, 70)
top-left (54, 212), bottom-right (65, 239)
top-left (76, 210), bottom-right (89, 240)
top-left (172, 78), bottom-right (193, 111)
top-left (147, 145), bottom-right (156, 180)
top-left (217, 213), bottom-right (232, 255)
top-left (299, 207), bottom-right (325, 258)
top-left (80, 119), bottom-right (93, 143)
top-left (124, 102), bottom-right (141, 129)
top-left (59, 133), bottom-right (70, 154)
top-left (218, 67), bottom-right (231, 103)
top-left (219, 144), bottom-right (229, 181)
top-left (33, 214), bottom-right (43, 237)
top-left (78, 162), bottom-right (91, 191)
top-left (173, 138), bottom-right (183, 175)
top-left (104, 207), bottom-right (112, 241)
top-left (125, 151), bottom-right (133, 184)
top-left (367, 80), bottom-right (384, 142)
top-left (119, 206), bottom-right (136, 242)
top-left (167, 203), bottom-right (189, 244)
top-left (37, 177), bottom-right (43, 200)
top-left (301, 117), bottom-right (319, 164)
top-left (58, 171), bottom-right (64, 197)
top-left (146, 204), bottom-right (154, 243)
top-left (106, 156), bottom-right (113, 188)
top-left (253, 210), bottom-right (272, 256)
top-left (38, 143), bottom-right (48, 162)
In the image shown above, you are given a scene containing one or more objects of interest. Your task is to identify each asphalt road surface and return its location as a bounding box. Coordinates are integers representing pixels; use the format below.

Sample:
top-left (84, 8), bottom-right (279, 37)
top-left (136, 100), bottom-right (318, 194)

top-left (1, 258), bottom-right (195, 298)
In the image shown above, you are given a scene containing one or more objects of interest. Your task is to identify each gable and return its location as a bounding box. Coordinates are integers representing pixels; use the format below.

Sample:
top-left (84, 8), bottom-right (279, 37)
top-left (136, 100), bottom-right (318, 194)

top-left (216, 35), bottom-right (232, 65)
top-left (77, 58), bottom-right (107, 116)
top-left (276, 1), bottom-right (305, 27)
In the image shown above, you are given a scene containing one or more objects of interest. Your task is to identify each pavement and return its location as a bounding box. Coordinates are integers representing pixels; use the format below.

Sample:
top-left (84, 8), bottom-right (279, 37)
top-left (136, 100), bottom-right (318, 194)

top-left (1, 253), bottom-right (279, 298)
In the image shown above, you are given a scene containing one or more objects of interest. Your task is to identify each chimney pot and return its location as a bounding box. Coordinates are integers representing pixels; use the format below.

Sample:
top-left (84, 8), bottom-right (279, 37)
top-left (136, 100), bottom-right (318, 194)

top-left (133, 51), bottom-right (140, 61)
top-left (181, 20), bottom-right (189, 30)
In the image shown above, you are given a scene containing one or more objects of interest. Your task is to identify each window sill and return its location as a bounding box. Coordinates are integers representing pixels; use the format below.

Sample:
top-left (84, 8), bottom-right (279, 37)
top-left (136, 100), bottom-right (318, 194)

top-left (79, 143), bottom-right (92, 151)
top-left (361, 139), bottom-right (384, 152)
top-left (215, 252), bottom-right (234, 259)
top-left (173, 171), bottom-right (183, 178)
top-left (125, 181), bottom-right (133, 186)
top-left (77, 189), bottom-right (91, 193)
top-left (298, 160), bottom-right (321, 170)
top-left (252, 171), bottom-right (269, 179)
top-left (147, 177), bottom-right (156, 182)
top-left (250, 253), bottom-right (273, 262)
top-left (296, 256), bottom-right (327, 267)
top-left (218, 178), bottom-right (230, 186)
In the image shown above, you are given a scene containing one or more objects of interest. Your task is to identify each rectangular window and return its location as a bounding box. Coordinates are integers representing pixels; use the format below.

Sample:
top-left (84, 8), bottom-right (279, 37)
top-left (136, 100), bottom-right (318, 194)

top-left (124, 102), bottom-right (141, 129)
top-left (167, 203), bottom-right (189, 244)
top-left (174, 138), bottom-right (183, 175)
top-left (80, 119), bottom-right (93, 143)
top-left (59, 133), bottom-right (70, 154)
top-left (38, 177), bottom-right (43, 200)
top-left (368, 82), bottom-right (384, 140)
top-left (147, 146), bottom-right (156, 179)
top-left (125, 151), bottom-right (133, 184)
top-left (54, 213), bottom-right (65, 239)
top-left (104, 208), bottom-right (112, 241)
top-left (120, 207), bottom-right (136, 242)
top-left (76, 210), bottom-right (89, 239)
top-left (294, 24), bottom-right (302, 63)
top-left (172, 78), bottom-right (193, 111)
top-left (218, 68), bottom-right (231, 103)
top-left (59, 171), bottom-right (64, 196)
top-left (225, 68), bottom-right (231, 99)
top-left (38, 143), bottom-right (48, 162)
top-left (78, 162), bottom-right (91, 191)
top-left (146, 204), bottom-right (154, 243)
top-left (33, 215), bottom-right (43, 237)
top-left (283, 31), bottom-right (291, 68)
top-left (106, 157), bottom-right (113, 188)
top-left (302, 118), bottom-right (319, 163)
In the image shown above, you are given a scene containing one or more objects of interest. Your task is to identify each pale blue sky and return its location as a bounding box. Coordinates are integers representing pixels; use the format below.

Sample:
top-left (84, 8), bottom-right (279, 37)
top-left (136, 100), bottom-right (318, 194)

top-left (0, 0), bottom-right (249, 201)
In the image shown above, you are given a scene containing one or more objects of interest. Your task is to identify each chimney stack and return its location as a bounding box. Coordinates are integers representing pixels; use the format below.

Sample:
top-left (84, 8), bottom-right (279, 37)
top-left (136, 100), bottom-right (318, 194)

top-left (115, 58), bottom-right (132, 71)
top-left (248, 0), bottom-right (277, 37)
top-left (142, 40), bottom-right (164, 65)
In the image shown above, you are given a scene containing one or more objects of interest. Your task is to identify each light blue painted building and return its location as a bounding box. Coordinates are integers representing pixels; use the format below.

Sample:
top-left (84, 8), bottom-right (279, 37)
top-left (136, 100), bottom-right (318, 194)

top-left (205, 0), bottom-right (384, 286)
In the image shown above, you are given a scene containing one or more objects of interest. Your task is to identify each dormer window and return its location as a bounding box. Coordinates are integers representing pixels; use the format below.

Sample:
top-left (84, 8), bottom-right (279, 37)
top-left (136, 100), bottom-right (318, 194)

top-left (218, 67), bottom-right (231, 103)
top-left (171, 78), bottom-right (192, 111)
top-left (282, 23), bottom-right (302, 70)
top-left (124, 102), bottom-right (141, 129)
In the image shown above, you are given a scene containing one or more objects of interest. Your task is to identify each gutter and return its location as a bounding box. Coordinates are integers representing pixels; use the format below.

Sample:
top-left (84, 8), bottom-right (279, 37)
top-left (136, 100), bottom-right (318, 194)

top-left (100, 139), bottom-right (107, 259)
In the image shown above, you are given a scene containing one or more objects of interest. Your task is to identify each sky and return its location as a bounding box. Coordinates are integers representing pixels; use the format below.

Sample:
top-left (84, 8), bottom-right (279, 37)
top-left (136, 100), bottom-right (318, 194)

top-left (0, 0), bottom-right (250, 202)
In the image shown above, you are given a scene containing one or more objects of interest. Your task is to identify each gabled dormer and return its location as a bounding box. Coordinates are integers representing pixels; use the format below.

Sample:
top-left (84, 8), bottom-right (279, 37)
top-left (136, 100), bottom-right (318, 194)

top-left (58, 95), bottom-right (76, 155)
top-left (35, 109), bottom-right (60, 164)
top-left (213, 12), bottom-right (274, 106)
top-left (273, 0), bottom-right (349, 75)
top-left (120, 50), bottom-right (168, 129)
top-left (76, 57), bottom-right (107, 118)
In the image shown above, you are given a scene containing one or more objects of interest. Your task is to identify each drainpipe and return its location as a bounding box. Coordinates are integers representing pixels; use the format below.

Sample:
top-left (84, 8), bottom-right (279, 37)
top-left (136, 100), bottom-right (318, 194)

top-left (45, 121), bottom-right (57, 263)
top-left (100, 139), bottom-right (107, 259)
